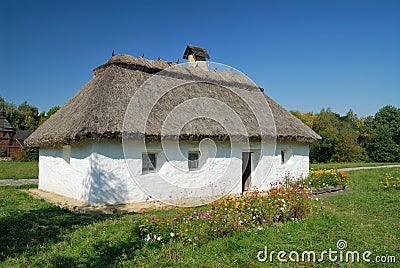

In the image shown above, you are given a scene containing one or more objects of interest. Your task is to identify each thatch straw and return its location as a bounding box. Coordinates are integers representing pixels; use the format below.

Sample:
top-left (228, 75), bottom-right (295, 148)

top-left (26, 54), bottom-right (320, 147)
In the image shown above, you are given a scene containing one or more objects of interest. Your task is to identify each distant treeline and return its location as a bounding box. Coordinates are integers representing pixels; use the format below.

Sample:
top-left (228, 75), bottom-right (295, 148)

top-left (291, 105), bottom-right (400, 163)
top-left (0, 96), bottom-right (60, 130)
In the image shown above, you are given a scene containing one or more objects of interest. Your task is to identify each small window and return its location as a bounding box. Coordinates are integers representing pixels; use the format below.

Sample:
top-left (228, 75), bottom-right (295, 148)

top-left (142, 153), bottom-right (156, 173)
top-left (188, 152), bottom-right (200, 170)
top-left (281, 149), bottom-right (292, 164)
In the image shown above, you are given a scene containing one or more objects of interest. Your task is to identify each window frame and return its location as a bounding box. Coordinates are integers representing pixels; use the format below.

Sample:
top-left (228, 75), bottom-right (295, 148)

top-left (142, 152), bottom-right (157, 174)
top-left (188, 151), bottom-right (200, 171)
top-left (281, 149), bottom-right (292, 165)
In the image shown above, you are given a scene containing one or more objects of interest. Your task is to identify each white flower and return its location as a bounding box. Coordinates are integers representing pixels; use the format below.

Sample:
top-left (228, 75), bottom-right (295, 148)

top-left (170, 232), bottom-right (175, 237)
top-left (157, 236), bottom-right (162, 241)
top-left (144, 234), bottom-right (151, 241)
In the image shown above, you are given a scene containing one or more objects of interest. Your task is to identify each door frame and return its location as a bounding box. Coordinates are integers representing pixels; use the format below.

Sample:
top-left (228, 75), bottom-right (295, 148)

top-left (242, 152), bottom-right (253, 192)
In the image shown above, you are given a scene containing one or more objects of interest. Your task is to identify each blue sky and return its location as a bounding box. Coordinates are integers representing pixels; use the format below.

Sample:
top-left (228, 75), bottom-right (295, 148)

top-left (0, 0), bottom-right (399, 117)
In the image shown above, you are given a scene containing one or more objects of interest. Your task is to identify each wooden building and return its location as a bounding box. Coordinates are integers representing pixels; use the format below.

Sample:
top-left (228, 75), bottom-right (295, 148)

top-left (0, 105), bottom-right (33, 157)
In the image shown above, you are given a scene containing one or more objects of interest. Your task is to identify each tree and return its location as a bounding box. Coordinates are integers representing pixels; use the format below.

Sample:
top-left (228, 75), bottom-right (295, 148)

top-left (38, 106), bottom-right (60, 126)
top-left (357, 106), bottom-right (400, 162)
top-left (366, 123), bottom-right (398, 162)
top-left (374, 105), bottom-right (400, 144)
top-left (17, 101), bottom-right (39, 130)
top-left (46, 106), bottom-right (60, 119)
top-left (290, 110), bottom-right (315, 128)
top-left (309, 108), bottom-right (341, 163)
top-left (332, 121), bottom-right (367, 162)
top-left (0, 96), bottom-right (60, 130)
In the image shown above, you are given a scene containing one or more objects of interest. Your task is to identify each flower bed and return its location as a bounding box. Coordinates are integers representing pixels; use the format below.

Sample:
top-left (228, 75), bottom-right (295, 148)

top-left (138, 184), bottom-right (313, 244)
top-left (307, 169), bottom-right (349, 188)
top-left (380, 173), bottom-right (400, 190)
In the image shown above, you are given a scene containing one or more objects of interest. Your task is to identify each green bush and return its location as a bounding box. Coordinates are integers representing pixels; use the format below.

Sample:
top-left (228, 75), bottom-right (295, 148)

top-left (16, 147), bottom-right (39, 162)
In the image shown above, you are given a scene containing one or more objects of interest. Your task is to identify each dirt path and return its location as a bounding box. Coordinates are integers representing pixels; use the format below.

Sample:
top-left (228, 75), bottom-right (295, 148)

top-left (0, 179), bottom-right (38, 186)
top-left (339, 164), bottom-right (400, 172)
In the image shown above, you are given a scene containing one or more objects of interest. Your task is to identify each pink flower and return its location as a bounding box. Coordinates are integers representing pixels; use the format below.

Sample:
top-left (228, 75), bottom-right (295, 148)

top-left (194, 236), bottom-right (198, 241)
top-left (152, 216), bottom-right (157, 220)
top-left (199, 216), bottom-right (203, 220)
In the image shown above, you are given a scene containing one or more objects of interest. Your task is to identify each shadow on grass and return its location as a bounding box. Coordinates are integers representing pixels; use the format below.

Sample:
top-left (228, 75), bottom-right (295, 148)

top-left (89, 238), bottom-right (143, 267)
top-left (46, 238), bottom-right (144, 267)
top-left (43, 225), bottom-right (144, 267)
top-left (0, 206), bottom-right (119, 261)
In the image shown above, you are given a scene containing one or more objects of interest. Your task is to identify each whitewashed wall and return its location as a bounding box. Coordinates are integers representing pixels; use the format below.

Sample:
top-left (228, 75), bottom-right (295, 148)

top-left (39, 139), bottom-right (309, 206)
top-left (251, 142), bottom-right (309, 190)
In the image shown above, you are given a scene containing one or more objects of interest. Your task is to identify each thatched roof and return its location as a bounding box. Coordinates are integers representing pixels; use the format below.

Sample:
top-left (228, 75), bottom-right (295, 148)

top-left (26, 54), bottom-right (320, 147)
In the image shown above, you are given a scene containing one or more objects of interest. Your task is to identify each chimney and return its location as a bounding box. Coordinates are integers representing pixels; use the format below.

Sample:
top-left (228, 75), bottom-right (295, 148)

top-left (183, 45), bottom-right (210, 70)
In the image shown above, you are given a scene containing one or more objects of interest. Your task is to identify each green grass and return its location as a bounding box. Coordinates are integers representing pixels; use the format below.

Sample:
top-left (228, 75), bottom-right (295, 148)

top-left (1, 168), bottom-right (399, 267)
top-left (0, 161), bottom-right (38, 179)
top-left (310, 162), bottom-right (400, 170)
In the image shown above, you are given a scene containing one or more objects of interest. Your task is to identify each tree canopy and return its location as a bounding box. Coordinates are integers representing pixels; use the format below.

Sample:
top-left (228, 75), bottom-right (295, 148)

top-left (0, 96), bottom-right (60, 130)
top-left (291, 105), bottom-right (400, 163)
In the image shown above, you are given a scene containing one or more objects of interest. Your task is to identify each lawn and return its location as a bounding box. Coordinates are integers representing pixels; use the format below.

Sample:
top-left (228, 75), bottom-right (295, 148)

top-left (1, 168), bottom-right (399, 267)
top-left (0, 161), bottom-right (38, 179)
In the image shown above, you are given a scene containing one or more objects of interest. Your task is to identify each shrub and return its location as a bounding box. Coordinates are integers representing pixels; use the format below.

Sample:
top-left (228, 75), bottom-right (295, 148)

top-left (16, 147), bottom-right (39, 162)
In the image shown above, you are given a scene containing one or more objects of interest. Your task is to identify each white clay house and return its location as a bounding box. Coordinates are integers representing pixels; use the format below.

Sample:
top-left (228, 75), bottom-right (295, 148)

top-left (26, 46), bottom-right (320, 206)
